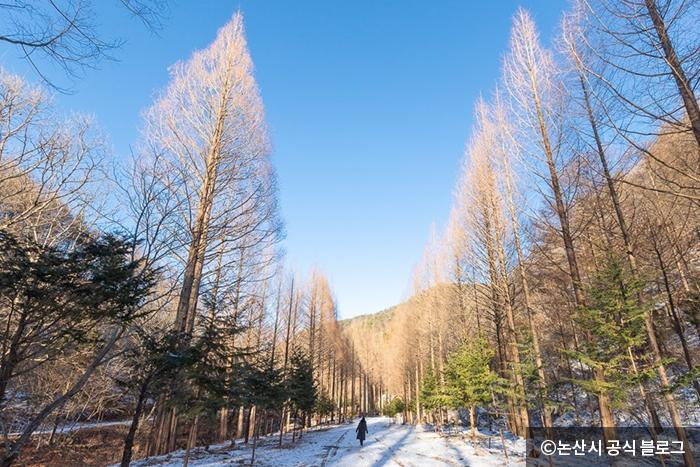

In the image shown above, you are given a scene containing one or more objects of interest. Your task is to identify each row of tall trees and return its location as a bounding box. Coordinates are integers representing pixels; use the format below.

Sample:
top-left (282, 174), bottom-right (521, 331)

top-left (0, 11), bottom-right (365, 466)
top-left (346, 2), bottom-right (699, 465)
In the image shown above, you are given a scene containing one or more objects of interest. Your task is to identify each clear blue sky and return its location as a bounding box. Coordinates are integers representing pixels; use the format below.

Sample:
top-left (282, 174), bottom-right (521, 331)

top-left (0, 1), bottom-right (566, 319)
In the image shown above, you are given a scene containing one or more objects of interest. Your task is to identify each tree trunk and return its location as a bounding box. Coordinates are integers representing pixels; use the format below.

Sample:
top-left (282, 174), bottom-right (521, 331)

top-left (182, 416), bottom-right (199, 467)
top-left (415, 361), bottom-right (421, 424)
top-left (278, 408), bottom-right (285, 447)
top-left (351, 345), bottom-right (356, 418)
top-left (652, 235), bottom-right (700, 399)
top-left (470, 405), bottom-right (477, 451)
top-left (250, 408), bottom-right (263, 465)
top-left (236, 406), bottom-right (245, 440)
top-left (120, 375), bottom-right (151, 467)
top-left (495, 95), bottom-right (553, 439)
top-left (644, 0), bottom-right (700, 153)
top-left (530, 83), bottom-right (617, 445)
top-left (248, 406), bottom-right (257, 442)
top-left (483, 132), bottom-right (530, 437)
top-left (644, 312), bottom-right (697, 467)
top-left (0, 310), bottom-right (29, 411)
top-left (244, 406), bottom-right (252, 444)
top-left (219, 408), bottom-right (228, 443)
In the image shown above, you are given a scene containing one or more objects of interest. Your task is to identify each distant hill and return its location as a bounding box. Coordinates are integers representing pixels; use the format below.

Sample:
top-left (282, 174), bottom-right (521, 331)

top-left (339, 305), bottom-right (396, 329)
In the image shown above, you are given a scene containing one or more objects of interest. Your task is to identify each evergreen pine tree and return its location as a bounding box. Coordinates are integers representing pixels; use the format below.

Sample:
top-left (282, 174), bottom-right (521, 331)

top-left (567, 257), bottom-right (655, 408)
top-left (444, 336), bottom-right (501, 444)
top-left (419, 367), bottom-right (448, 424)
top-left (288, 349), bottom-right (317, 438)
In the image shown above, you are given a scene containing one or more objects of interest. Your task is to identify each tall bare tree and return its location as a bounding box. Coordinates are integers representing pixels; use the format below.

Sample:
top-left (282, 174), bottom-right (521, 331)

top-left (503, 8), bottom-right (618, 444)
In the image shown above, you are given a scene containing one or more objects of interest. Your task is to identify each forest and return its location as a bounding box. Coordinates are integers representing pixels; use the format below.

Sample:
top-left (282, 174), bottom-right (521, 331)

top-left (0, 0), bottom-right (699, 466)
top-left (344, 1), bottom-right (700, 465)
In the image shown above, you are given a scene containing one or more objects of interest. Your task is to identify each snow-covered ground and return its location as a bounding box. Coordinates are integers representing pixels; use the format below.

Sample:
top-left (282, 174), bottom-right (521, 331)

top-left (127, 417), bottom-right (525, 466)
top-left (9, 418), bottom-right (134, 437)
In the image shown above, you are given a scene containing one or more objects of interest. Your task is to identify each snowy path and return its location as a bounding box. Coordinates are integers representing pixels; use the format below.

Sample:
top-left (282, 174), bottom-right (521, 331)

top-left (129, 417), bottom-right (525, 466)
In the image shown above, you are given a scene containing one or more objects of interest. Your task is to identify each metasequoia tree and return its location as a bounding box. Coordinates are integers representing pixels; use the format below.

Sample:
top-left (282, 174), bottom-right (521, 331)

top-left (476, 99), bottom-right (530, 437)
top-left (503, 8), bottom-right (618, 444)
top-left (444, 210), bottom-right (473, 340)
top-left (141, 12), bottom-right (280, 455)
top-left (451, 118), bottom-right (528, 436)
top-left (490, 89), bottom-right (554, 439)
top-left (142, 11), bottom-right (278, 337)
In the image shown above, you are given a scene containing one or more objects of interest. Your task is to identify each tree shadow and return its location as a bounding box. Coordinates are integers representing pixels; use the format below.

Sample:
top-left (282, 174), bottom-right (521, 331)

top-left (443, 436), bottom-right (471, 465)
top-left (364, 423), bottom-right (416, 466)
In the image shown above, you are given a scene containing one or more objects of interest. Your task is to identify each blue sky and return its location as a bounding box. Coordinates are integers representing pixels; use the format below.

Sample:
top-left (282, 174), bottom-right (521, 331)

top-left (0, 1), bottom-right (566, 319)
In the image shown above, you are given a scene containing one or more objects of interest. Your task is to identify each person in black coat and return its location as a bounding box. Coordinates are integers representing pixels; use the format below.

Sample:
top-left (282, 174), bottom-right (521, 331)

top-left (356, 417), bottom-right (368, 446)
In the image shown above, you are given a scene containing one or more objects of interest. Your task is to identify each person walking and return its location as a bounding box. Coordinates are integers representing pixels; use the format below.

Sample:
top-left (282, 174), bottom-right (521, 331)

top-left (356, 416), bottom-right (368, 446)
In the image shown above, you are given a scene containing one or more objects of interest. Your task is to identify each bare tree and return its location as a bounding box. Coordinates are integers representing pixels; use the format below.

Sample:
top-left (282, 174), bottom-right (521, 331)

top-left (0, 71), bottom-right (108, 246)
top-left (503, 8), bottom-right (618, 444)
top-left (140, 12), bottom-right (281, 455)
top-left (578, 0), bottom-right (700, 200)
top-left (490, 89), bottom-right (554, 439)
top-left (0, 0), bottom-right (171, 88)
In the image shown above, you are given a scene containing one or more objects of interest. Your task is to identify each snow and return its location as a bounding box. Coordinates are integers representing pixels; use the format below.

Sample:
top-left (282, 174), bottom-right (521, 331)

top-left (125, 417), bottom-right (525, 466)
top-left (9, 419), bottom-right (135, 437)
